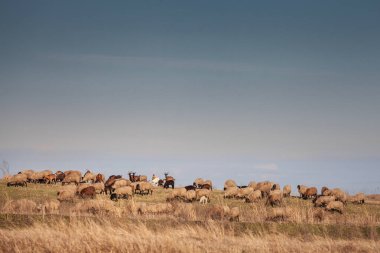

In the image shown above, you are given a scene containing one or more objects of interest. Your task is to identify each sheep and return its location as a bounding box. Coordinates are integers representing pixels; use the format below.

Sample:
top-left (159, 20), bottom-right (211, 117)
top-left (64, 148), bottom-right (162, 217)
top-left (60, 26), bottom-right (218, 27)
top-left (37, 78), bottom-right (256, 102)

top-left (82, 170), bottom-right (97, 183)
top-left (206, 205), bottom-right (239, 222)
top-left (111, 186), bottom-right (134, 201)
top-left (266, 190), bottom-right (283, 207)
top-left (30, 170), bottom-right (52, 183)
top-left (271, 183), bottom-right (281, 191)
top-left (92, 182), bottom-right (105, 194)
top-left (349, 192), bottom-right (365, 204)
top-left (224, 179), bottom-right (237, 190)
top-left (247, 181), bottom-right (257, 189)
top-left (203, 180), bottom-right (213, 190)
top-left (7, 174), bottom-right (28, 187)
top-left (57, 190), bottom-right (76, 202)
top-left (76, 183), bottom-right (91, 194)
top-left (135, 181), bottom-right (153, 195)
top-left (314, 195), bottom-right (336, 207)
top-left (193, 178), bottom-right (204, 188)
top-left (283, 185), bottom-right (291, 197)
top-left (199, 196), bottom-right (208, 204)
top-left (186, 190), bottom-right (197, 202)
top-left (79, 186), bottom-right (96, 199)
top-left (326, 201), bottom-right (344, 214)
top-left (236, 187), bottom-right (254, 199)
top-left (196, 189), bottom-right (211, 201)
top-left (166, 188), bottom-right (187, 201)
top-left (304, 187), bottom-right (318, 199)
top-left (321, 186), bottom-right (329, 195)
top-left (224, 187), bottom-right (239, 199)
top-left (329, 188), bottom-right (348, 204)
top-left (111, 178), bottom-right (132, 190)
top-left (254, 181), bottom-right (274, 198)
top-left (62, 171), bottom-right (81, 186)
top-left (245, 190), bottom-right (262, 203)
top-left (43, 174), bottom-right (57, 184)
top-left (297, 185), bottom-right (307, 198)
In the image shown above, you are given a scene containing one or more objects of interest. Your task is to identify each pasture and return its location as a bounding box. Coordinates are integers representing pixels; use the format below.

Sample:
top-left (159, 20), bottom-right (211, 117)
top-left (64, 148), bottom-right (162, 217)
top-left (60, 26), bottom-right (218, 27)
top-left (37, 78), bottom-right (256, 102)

top-left (0, 180), bottom-right (379, 253)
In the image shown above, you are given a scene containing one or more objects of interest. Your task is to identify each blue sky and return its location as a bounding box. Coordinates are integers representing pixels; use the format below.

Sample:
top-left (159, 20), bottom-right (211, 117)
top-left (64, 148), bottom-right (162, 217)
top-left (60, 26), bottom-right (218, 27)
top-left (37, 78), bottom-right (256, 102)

top-left (0, 1), bottom-right (379, 193)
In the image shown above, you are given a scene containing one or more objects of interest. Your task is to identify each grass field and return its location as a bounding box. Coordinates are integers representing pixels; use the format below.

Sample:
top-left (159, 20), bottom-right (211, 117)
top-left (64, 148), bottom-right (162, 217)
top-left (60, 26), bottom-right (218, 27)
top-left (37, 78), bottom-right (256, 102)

top-left (0, 181), bottom-right (379, 252)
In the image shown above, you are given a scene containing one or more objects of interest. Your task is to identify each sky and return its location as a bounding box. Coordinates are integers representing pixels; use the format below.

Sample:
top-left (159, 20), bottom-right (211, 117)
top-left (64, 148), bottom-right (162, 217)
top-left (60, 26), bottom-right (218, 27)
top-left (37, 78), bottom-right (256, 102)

top-left (0, 1), bottom-right (379, 193)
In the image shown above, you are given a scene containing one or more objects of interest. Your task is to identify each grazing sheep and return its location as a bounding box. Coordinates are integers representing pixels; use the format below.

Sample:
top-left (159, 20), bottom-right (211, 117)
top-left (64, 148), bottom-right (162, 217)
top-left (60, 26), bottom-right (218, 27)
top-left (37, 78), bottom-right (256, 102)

top-left (224, 187), bottom-right (239, 199)
top-left (199, 196), bottom-right (208, 204)
top-left (283, 185), bottom-right (291, 197)
top-left (271, 183), bottom-right (281, 191)
top-left (321, 186), bottom-right (329, 195)
top-left (245, 190), bottom-right (262, 203)
top-left (304, 187), bottom-right (318, 199)
top-left (43, 174), bottom-right (57, 184)
top-left (297, 185), bottom-right (307, 198)
top-left (224, 179), bottom-right (237, 190)
top-left (203, 180), bottom-right (213, 190)
top-left (166, 188), bottom-right (187, 201)
top-left (196, 189), bottom-right (211, 201)
top-left (185, 185), bottom-right (197, 191)
top-left (57, 190), bottom-right (76, 202)
top-left (200, 183), bottom-right (212, 190)
top-left (79, 186), bottom-right (96, 199)
top-left (247, 181), bottom-right (257, 189)
top-left (76, 183), bottom-right (91, 194)
top-left (62, 171), bottom-right (81, 186)
top-left (329, 188), bottom-right (348, 204)
top-left (111, 178), bottom-right (132, 190)
top-left (193, 178), bottom-right (204, 188)
top-left (7, 174), bottom-right (28, 187)
top-left (255, 181), bottom-right (274, 197)
top-left (314, 195), bottom-right (336, 207)
top-left (135, 182), bottom-right (153, 195)
top-left (92, 182), bottom-right (105, 194)
top-left (236, 187), bottom-right (254, 199)
top-left (350, 192), bottom-right (365, 204)
top-left (82, 170), bottom-right (97, 183)
top-left (111, 186), bottom-right (134, 201)
top-left (326, 201), bottom-right (344, 214)
top-left (266, 190), bottom-right (283, 207)
top-left (186, 190), bottom-right (196, 202)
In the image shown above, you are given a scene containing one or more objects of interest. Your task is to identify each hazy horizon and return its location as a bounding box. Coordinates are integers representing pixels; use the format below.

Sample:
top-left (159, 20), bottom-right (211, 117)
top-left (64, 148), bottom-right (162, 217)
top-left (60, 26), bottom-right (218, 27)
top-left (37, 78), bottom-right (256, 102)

top-left (1, 1), bottom-right (379, 193)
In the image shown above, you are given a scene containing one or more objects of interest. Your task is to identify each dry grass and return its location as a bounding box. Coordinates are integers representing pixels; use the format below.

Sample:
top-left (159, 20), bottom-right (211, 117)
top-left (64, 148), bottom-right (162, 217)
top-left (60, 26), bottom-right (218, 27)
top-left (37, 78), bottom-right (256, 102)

top-left (0, 181), bottom-right (379, 252)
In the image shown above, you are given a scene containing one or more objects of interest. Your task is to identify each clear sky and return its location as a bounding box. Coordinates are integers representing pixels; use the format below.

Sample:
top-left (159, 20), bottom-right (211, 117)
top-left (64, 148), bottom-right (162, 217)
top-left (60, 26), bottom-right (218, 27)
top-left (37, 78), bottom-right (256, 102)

top-left (1, 1), bottom-right (379, 193)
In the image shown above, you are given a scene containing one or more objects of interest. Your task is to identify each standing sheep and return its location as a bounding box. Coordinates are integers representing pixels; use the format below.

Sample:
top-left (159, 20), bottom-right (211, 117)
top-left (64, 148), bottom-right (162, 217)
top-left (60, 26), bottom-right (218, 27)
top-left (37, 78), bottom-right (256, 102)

top-left (266, 190), bottom-right (283, 207)
top-left (283, 185), bottom-right (291, 198)
top-left (224, 179), bottom-right (237, 190)
top-left (326, 201), bottom-right (344, 214)
top-left (245, 190), bottom-right (262, 203)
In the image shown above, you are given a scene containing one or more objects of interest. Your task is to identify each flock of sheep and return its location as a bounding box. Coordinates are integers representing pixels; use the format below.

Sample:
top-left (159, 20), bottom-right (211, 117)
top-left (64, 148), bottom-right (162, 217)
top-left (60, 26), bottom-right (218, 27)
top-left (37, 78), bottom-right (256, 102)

top-left (4, 169), bottom-right (367, 220)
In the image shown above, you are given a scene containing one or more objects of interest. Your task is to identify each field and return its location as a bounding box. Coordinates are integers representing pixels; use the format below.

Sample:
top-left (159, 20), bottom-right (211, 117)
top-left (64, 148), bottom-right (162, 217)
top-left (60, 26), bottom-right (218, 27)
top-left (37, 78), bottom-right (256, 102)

top-left (0, 181), bottom-right (379, 253)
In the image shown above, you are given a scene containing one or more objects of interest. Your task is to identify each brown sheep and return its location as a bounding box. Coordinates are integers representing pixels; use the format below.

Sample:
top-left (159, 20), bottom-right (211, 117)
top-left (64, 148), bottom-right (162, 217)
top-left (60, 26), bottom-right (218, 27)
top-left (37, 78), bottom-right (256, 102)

top-left (82, 170), bottom-right (97, 183)
top-left (79, 186), bottom-right (96, 199)
top-left (62, 170), bottom-right (81, 186)
top-left (245, 190), bottom-right (262, 203)
top-left (135, 182), bottom-right (153, 195)
top-left (92, 182), bottom-right (105, 194)
top-left (329, 188), bottom-right (348, 204)
top-left (95, 173), bottom-right (105, 183)
top-left (76, 183), bottom-right (91, 194)
top-left (304, 187), bottom-right (318, 199)
top-left (255, 181), bottom-right (274, 197)
top-left (111, 179), bottom-right (132, 191)
top-left (297, 185), bottom-right (307, 198)
top-left (236, 187), bottom-right (254, 199)
top-left (57, 190), bottom-right (76, 202)
top-left (224, 179), bottom-right (237, 190)
top-left (283, 185), bottom-right (291, 197)
top-left (266, 190), bottom-right (283, 207)
top-left (224, 187), bottom-right (239, 199)
top-left (166, 188), bottom-right (187, 201)
top-left (326, 201), bottom-right (344, 214)
top-left (314, 195), bottom-right (336, 207)
top-left (321, 186), bottom-right (329, 195)
top-left (111, 186), bottom-right (134, 201)
top-left (271, 183), bottom-right (281, 191)
top-left (7, 174), bottom-right (28, 187)
top-left (247, 181), bottom-right (257, 189)
top-left (349, 192), bottom-right (365, 204)
top-left (193, 178), bottom-right (204, 188)
top-left (43, 174), bottom-right (57, 184)
top-left (203, 180), bottom-right (213, 190)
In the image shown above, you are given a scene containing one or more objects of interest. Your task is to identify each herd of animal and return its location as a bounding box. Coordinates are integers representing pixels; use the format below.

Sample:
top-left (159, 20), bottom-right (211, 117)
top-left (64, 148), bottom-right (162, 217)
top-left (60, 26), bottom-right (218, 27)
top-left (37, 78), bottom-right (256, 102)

top-left (4, 169), bottom-right (367, 216)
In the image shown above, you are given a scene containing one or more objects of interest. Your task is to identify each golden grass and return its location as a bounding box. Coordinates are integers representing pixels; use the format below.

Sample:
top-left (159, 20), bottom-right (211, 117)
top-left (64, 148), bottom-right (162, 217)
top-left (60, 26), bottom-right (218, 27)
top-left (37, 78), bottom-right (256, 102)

top-left (0, 181), bottom-right (379, 252)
